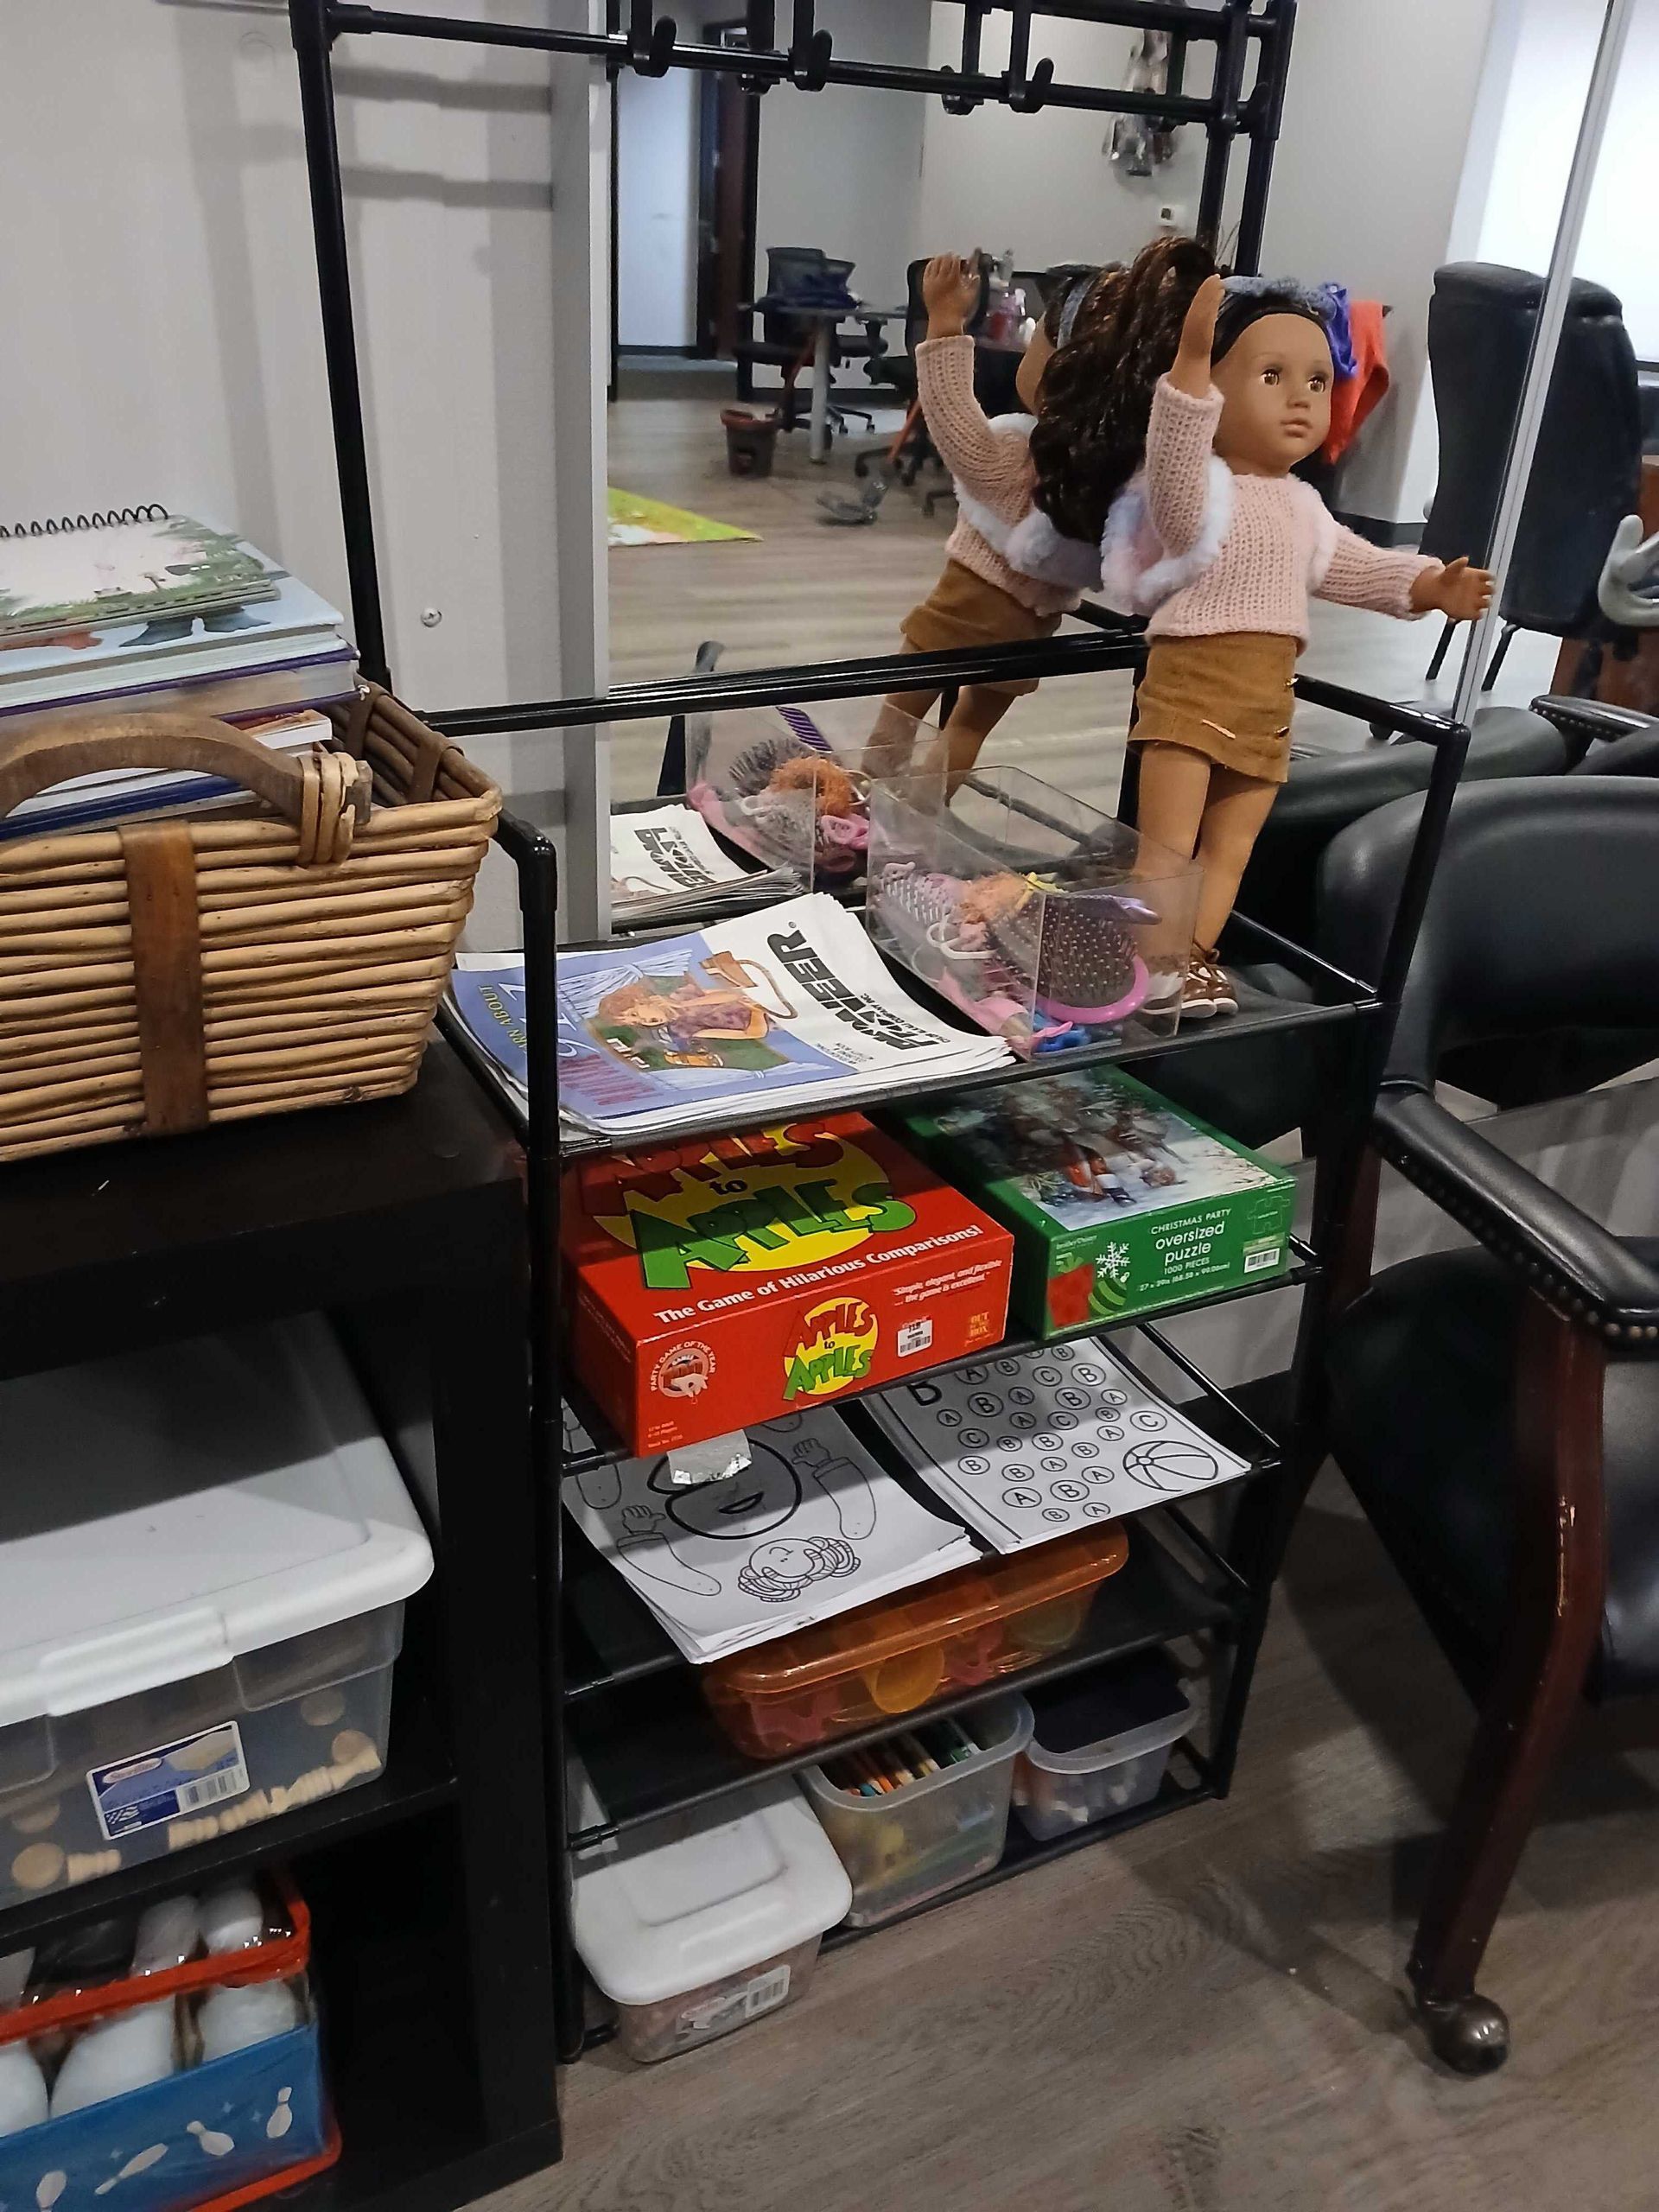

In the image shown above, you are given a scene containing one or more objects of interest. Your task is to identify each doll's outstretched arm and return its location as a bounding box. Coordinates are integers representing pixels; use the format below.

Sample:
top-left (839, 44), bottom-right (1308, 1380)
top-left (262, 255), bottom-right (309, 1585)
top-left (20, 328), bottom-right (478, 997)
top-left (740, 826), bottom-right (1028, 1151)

top-left (1318, 524), bottom-right (1492, 621)
top-left (1143, 279), bottom-right (1226, 556)
top-left (913, 251), bottom-right (1037, 522)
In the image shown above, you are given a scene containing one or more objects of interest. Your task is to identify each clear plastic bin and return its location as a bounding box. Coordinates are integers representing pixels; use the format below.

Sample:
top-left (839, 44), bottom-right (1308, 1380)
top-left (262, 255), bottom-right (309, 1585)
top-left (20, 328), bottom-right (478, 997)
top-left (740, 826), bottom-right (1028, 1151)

top-left (681, 696), bottom-right (937, 893)
top-left (569, 1763), bottom-right (850, 2064)
top-left (1012, 1650), bottom-right (1193, 1842)
top-left (802, 1696), bottom-right (1033, 1927)
top-left (0, 1318), bottom-right (432, 1907)
top-left (702, 1522), bottom-right (1128, 1759)
top-left (868, 766), bottom-right (1201, 1055)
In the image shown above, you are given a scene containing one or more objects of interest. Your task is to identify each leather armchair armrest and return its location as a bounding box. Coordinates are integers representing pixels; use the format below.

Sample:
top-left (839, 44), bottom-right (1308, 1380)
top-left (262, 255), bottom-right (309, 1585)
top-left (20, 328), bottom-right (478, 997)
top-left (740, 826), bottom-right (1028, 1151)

top-left (1529, 693), bottom-right (1656, 749)
top-left (1373, 1084), bottom-right (1659, 1342)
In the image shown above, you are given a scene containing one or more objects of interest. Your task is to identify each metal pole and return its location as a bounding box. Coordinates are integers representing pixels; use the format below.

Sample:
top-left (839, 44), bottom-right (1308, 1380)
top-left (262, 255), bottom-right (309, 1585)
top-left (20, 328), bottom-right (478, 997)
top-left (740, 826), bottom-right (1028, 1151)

top-left (1232, 0), bottom-right (1294, 274)
top-left (289, 0), bottom-right (391, 688)
top-left (1450, 0), bottom-right (1634, 731)
top-left (1194, 0), bottom-right (1250, 251)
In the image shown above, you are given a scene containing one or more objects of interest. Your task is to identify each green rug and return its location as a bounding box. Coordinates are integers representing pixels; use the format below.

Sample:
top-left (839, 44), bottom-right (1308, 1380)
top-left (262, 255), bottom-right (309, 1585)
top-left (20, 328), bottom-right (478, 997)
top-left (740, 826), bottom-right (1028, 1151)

top-left (607, 487), bottom-right (759, 548)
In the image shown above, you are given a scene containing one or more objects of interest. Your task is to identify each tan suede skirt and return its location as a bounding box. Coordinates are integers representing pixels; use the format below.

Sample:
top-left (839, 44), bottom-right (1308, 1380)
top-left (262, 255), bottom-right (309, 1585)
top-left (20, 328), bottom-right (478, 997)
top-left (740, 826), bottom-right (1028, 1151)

top-left (900, 559), bottom-right (1062, 697)
top-left (1130, 631), bottom-right (1300, 785)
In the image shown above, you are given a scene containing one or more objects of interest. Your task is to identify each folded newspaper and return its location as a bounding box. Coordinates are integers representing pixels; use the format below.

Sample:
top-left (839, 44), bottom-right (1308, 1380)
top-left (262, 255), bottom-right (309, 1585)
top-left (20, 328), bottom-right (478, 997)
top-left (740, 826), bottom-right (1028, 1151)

top-left (450, 892), bottom-right (1012, 1137)
top-left (564, 1405), bottom-right (979, 1664)
top-left (609, 800), bottom-right (798, 926)
top-left (865, 1337), bottom-right (1249, 1554)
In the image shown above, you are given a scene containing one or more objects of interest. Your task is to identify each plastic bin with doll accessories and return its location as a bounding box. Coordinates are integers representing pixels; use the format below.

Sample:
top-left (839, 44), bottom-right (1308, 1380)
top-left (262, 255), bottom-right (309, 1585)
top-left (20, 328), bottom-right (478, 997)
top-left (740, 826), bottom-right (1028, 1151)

top-left (868, 766), bottom-right (1202, 1054)
top-left (0, 1872), bottom-right (336, 2212)
top-left (0, 1315), bottom-right (433, 1910)
top-left (801, 1695), bottom-right (1033, 1928)
top-left (701, 1522), bottom-right (1129, 1759)
top-left (681, 694), bottom-right (938, 893)
top-left (568, 1758), bottom-right (851, 2064)
top-left (1012, 1649), bottom-right (1194, 1843)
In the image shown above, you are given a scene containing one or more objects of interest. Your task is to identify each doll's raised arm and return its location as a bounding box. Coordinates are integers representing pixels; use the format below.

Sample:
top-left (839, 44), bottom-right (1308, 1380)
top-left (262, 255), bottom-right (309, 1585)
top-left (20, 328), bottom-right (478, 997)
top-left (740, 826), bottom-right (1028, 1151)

top-left (1141, 276), bottom-right (1226, 557)
top-left (915, 335), bottom-right (1034, 524)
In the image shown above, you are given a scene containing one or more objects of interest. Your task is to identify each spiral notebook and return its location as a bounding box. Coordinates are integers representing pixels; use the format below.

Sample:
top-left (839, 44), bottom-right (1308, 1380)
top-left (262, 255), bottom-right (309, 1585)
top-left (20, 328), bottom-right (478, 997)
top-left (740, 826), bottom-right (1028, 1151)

top-left (0, 508), bottom-right (277, 642)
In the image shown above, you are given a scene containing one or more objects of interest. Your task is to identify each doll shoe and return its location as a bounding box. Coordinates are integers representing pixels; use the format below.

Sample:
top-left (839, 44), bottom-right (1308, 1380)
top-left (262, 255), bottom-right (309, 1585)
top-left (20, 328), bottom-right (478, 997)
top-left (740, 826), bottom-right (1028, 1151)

top-left (1190, 946), bottom-right (1239, 1017)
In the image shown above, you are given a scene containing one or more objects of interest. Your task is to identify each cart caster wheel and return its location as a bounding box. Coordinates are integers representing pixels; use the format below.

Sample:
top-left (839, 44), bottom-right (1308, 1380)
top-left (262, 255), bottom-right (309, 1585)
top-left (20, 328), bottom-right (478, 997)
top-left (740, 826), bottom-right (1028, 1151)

top-left (1418, 1992), bottom-right (1510, 2074)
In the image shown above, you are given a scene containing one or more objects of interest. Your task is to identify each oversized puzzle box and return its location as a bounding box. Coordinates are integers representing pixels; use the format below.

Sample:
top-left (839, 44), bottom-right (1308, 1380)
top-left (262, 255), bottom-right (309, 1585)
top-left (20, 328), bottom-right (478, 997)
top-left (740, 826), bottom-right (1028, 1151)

top-left (563, 1114), bottom-right (1013, 1452)
top-left (894, 1067), bottom-right (1295, 1338)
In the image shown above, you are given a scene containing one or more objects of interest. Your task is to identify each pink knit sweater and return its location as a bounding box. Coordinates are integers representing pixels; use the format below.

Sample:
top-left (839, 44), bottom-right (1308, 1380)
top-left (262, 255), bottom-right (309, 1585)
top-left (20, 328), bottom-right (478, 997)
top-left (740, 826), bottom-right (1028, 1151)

top-left (1143, 378), bottom-right (1435, 643)
top-left (914, 336), bottom-right (1080, 618)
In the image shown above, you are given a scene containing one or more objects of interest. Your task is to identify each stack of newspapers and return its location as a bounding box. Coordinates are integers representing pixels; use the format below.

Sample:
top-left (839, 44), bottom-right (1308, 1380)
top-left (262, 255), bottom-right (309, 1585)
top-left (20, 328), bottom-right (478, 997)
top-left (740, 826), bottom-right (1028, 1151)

top-left (448, 892), bottom-right (1012, 1139)
top-left (608, 800), bottom-right (798, 927)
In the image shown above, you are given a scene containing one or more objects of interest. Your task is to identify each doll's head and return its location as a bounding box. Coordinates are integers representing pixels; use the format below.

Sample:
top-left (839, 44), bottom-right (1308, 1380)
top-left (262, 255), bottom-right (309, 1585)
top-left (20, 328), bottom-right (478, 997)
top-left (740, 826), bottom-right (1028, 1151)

top-left (1210, 284), bottom-right (1334, 475)
top-left (1028, 233), bottom-right (1217, 543)
top-left (1014, 264), bottom-right (1104, 411)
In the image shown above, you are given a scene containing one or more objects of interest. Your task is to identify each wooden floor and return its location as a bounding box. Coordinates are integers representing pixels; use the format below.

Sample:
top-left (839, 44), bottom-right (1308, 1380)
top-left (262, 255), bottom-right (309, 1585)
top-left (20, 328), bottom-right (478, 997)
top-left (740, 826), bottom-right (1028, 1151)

top-left (479, 401), bottom-right (1631, 2210)
top-left (476, 1467), bottom-right (1659, 2212)
top-left (605, 391), bottom-right (1560, 807)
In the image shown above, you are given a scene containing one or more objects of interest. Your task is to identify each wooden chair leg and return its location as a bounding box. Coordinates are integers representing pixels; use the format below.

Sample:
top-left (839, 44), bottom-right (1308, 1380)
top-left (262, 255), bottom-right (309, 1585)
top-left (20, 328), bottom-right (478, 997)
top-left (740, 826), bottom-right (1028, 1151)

top-left (1407, 1295), bottom-right (1606, 2074)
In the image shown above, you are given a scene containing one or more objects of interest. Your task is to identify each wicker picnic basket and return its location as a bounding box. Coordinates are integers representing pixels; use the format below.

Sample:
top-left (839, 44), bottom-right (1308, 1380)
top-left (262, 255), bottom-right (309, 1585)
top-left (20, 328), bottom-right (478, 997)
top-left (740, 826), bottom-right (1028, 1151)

top-left (0, 685), bottom-right (499, 1163)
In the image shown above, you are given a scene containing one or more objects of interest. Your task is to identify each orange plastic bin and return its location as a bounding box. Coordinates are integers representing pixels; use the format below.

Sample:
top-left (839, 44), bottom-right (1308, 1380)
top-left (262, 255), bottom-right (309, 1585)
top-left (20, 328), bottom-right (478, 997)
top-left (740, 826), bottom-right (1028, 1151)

top-left (702, 1522), bottom-right (1130, 1758)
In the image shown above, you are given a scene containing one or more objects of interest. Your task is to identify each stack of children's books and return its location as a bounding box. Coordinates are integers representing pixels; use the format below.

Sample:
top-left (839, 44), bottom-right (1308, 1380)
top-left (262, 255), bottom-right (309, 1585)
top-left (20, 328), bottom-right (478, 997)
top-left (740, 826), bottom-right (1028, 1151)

top-left (0, 509), bottom-right (357, 841)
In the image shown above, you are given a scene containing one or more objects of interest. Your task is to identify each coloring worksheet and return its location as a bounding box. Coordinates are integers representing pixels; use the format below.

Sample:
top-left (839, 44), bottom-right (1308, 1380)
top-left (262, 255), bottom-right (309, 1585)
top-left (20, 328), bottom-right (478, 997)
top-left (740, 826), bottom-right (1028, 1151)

top-left (866, 1338), bottom-right (1249, 1554)
top-left (564, 1406), bottom-right (977, 1663)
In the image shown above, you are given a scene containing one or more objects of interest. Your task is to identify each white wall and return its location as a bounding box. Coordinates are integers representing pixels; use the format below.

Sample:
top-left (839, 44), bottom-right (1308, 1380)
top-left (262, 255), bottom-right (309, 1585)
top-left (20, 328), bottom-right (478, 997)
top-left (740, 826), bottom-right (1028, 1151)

top-left (914, 10), bottom-right (1206, 272)
top-left (615, 66), bottom-right (699, 349)
top-left (1259, 0), bottom-right (1502, 525)
top-left (753, 0), bottom-right (931, 315)
top-left (1471, 0), bottom-right (1659, 357)
top-left (0, 0), bottom-right (609, 931)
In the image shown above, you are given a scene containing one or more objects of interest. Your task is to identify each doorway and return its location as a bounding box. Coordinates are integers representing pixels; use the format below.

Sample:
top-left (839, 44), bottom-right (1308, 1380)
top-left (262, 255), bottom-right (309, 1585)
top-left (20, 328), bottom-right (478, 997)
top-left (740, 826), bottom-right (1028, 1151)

top-left (696, 20), bottom-right (760, 360)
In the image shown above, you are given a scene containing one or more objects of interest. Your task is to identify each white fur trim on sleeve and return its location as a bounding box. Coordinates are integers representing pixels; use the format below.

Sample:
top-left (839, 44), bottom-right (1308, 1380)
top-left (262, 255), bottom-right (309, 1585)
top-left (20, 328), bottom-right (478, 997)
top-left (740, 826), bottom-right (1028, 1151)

top-left (1097, 458), bottom-right (1236, 616)
top-left (951, 415), bottom-right (1103, 590)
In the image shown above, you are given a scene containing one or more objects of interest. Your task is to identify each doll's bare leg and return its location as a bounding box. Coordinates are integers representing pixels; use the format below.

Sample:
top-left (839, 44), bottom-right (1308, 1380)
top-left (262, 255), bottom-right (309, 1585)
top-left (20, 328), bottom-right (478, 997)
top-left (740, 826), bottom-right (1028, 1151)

top-left (918, 685), bottom-right (1015, 792)
top-left (1192, 766), bottom-right (1281, 950)
top-left (864, 647), bottom-right (940, 779)
top-left (1132, 741), bottom-right (1212, 865)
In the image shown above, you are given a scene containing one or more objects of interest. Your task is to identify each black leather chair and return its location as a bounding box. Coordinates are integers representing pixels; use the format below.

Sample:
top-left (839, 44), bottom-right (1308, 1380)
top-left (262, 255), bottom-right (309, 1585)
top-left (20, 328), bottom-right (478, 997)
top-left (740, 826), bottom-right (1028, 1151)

top-left (1421, 264), bottom-right (1641, 687)
top-left (1316, 776), bottom-right (1659, 2073)
top-left (735, 247), bottom-right (878, 435)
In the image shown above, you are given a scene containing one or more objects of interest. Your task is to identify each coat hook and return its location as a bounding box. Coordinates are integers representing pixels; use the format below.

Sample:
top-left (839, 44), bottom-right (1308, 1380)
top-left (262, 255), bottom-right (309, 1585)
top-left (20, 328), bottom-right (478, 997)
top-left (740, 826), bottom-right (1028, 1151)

top-left (740, 0), bottom-right (776, 92)
top-left (622, 0), bottom-right (676, 77)
top-left (789, 0), bottom-right (831, 90)
top-left (940, 0), bottom-right (986, 115)
top-left (1003, 2), bottom-right (1051, 114)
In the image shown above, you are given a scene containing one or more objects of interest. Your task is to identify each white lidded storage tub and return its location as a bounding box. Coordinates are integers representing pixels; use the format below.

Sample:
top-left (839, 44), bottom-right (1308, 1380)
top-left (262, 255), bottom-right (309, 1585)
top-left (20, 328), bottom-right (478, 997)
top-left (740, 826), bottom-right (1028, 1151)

top-left (800, 1695), bottom-right (1033, 1928)
top-left (569, 1760), bottom-right (851, 2064)
top-left (0, 1316), bottom-right (434, 1907)
top-left (1012, 1650), bottom-right (1192, 1843)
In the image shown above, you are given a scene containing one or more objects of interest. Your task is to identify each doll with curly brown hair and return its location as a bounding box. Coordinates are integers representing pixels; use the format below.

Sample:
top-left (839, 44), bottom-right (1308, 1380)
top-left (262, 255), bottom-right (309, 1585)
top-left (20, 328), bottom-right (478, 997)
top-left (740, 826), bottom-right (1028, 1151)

top-left (862, 251), bottom-right (1134, 788)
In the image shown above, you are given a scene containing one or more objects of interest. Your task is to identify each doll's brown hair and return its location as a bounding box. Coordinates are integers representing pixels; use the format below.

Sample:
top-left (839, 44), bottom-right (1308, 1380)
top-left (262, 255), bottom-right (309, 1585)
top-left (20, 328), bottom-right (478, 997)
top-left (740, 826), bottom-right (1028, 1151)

top-left (1030, 233), bottom-right (1217, 544)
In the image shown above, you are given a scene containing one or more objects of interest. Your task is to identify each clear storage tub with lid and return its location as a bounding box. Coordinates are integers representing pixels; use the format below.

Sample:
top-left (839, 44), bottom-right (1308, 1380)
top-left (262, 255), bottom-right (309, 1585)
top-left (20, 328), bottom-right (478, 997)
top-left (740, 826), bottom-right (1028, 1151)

top-left (0, 1317), bottom-right (433, 1906)
top-left (801, 1695), bottom-right (1032, 1927)
top-left (1012, 1649), bottom-right (1193, 1842)
top-left (701, 1523), bottom-right (1128, 1758)
top-left (569, 1759), bottom-right (851, 2063)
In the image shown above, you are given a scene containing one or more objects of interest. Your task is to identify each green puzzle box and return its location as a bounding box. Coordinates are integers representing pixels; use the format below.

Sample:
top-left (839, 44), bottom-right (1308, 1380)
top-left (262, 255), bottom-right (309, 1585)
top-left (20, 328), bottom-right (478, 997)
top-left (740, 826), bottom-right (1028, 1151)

top-left (895, 1066), bottom-right (1297, 1338)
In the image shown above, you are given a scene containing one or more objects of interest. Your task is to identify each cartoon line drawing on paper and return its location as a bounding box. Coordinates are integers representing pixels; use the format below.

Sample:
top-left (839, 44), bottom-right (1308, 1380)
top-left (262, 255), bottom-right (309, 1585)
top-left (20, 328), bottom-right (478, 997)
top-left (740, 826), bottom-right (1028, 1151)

top-left (736, 1536), bottom-right (859, 1602)
top-left (1122, 1436), bottom-right (1220, 1492)
top-left (581, 1421), bottom-right (877, 1623)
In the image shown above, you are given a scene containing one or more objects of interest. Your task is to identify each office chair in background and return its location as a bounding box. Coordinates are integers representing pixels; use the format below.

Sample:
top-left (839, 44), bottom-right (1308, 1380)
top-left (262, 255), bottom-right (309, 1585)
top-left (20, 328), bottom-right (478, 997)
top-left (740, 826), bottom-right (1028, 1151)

top-left (734, 246), bottom-right (879, 437)
top-left (1421, 263), bottom-right (1642, 689)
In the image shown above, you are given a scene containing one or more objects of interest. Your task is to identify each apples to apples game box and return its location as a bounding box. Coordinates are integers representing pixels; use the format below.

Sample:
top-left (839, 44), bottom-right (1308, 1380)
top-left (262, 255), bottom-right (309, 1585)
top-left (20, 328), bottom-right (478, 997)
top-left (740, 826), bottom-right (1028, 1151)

top-left (562, 1115), bottom-right (1013, 1452)
top-left (894, 1068), bottom-right (1295, 1339)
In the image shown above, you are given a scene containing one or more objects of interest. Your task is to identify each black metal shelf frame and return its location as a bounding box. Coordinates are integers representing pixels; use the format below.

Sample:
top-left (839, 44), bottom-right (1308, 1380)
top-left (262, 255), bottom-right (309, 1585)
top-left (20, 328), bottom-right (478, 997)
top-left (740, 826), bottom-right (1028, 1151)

top-left (480, 638), bottom-right (1471, 2071)
top-left (285, 0), bottom-right (1297, 693)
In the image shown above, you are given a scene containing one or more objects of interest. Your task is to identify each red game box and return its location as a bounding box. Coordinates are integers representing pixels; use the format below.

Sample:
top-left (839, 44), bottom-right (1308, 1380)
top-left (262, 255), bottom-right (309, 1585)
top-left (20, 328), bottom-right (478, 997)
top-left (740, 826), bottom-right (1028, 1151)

top-left (563, 1114), bottom-right (1014, 1453)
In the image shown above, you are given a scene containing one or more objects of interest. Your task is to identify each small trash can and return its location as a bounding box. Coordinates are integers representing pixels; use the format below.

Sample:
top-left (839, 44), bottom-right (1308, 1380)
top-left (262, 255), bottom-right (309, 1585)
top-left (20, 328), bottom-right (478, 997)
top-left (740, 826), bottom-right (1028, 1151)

top-left (721, 408), bottom-right (780, 478)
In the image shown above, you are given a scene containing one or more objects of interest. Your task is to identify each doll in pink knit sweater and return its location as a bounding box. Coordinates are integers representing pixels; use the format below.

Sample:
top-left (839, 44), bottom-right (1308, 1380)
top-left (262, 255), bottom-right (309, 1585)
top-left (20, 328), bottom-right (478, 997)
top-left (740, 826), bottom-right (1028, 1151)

top-left (863, 252), bottom-right (1117, 785)
top-left (1109, 263), bottom-right (1491, 1016)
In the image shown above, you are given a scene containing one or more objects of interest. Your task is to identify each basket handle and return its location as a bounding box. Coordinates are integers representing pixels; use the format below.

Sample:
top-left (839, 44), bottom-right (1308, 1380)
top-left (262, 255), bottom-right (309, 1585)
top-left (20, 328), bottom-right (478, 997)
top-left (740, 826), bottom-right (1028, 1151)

top-left (0, 712), bottom-right (372, 865)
